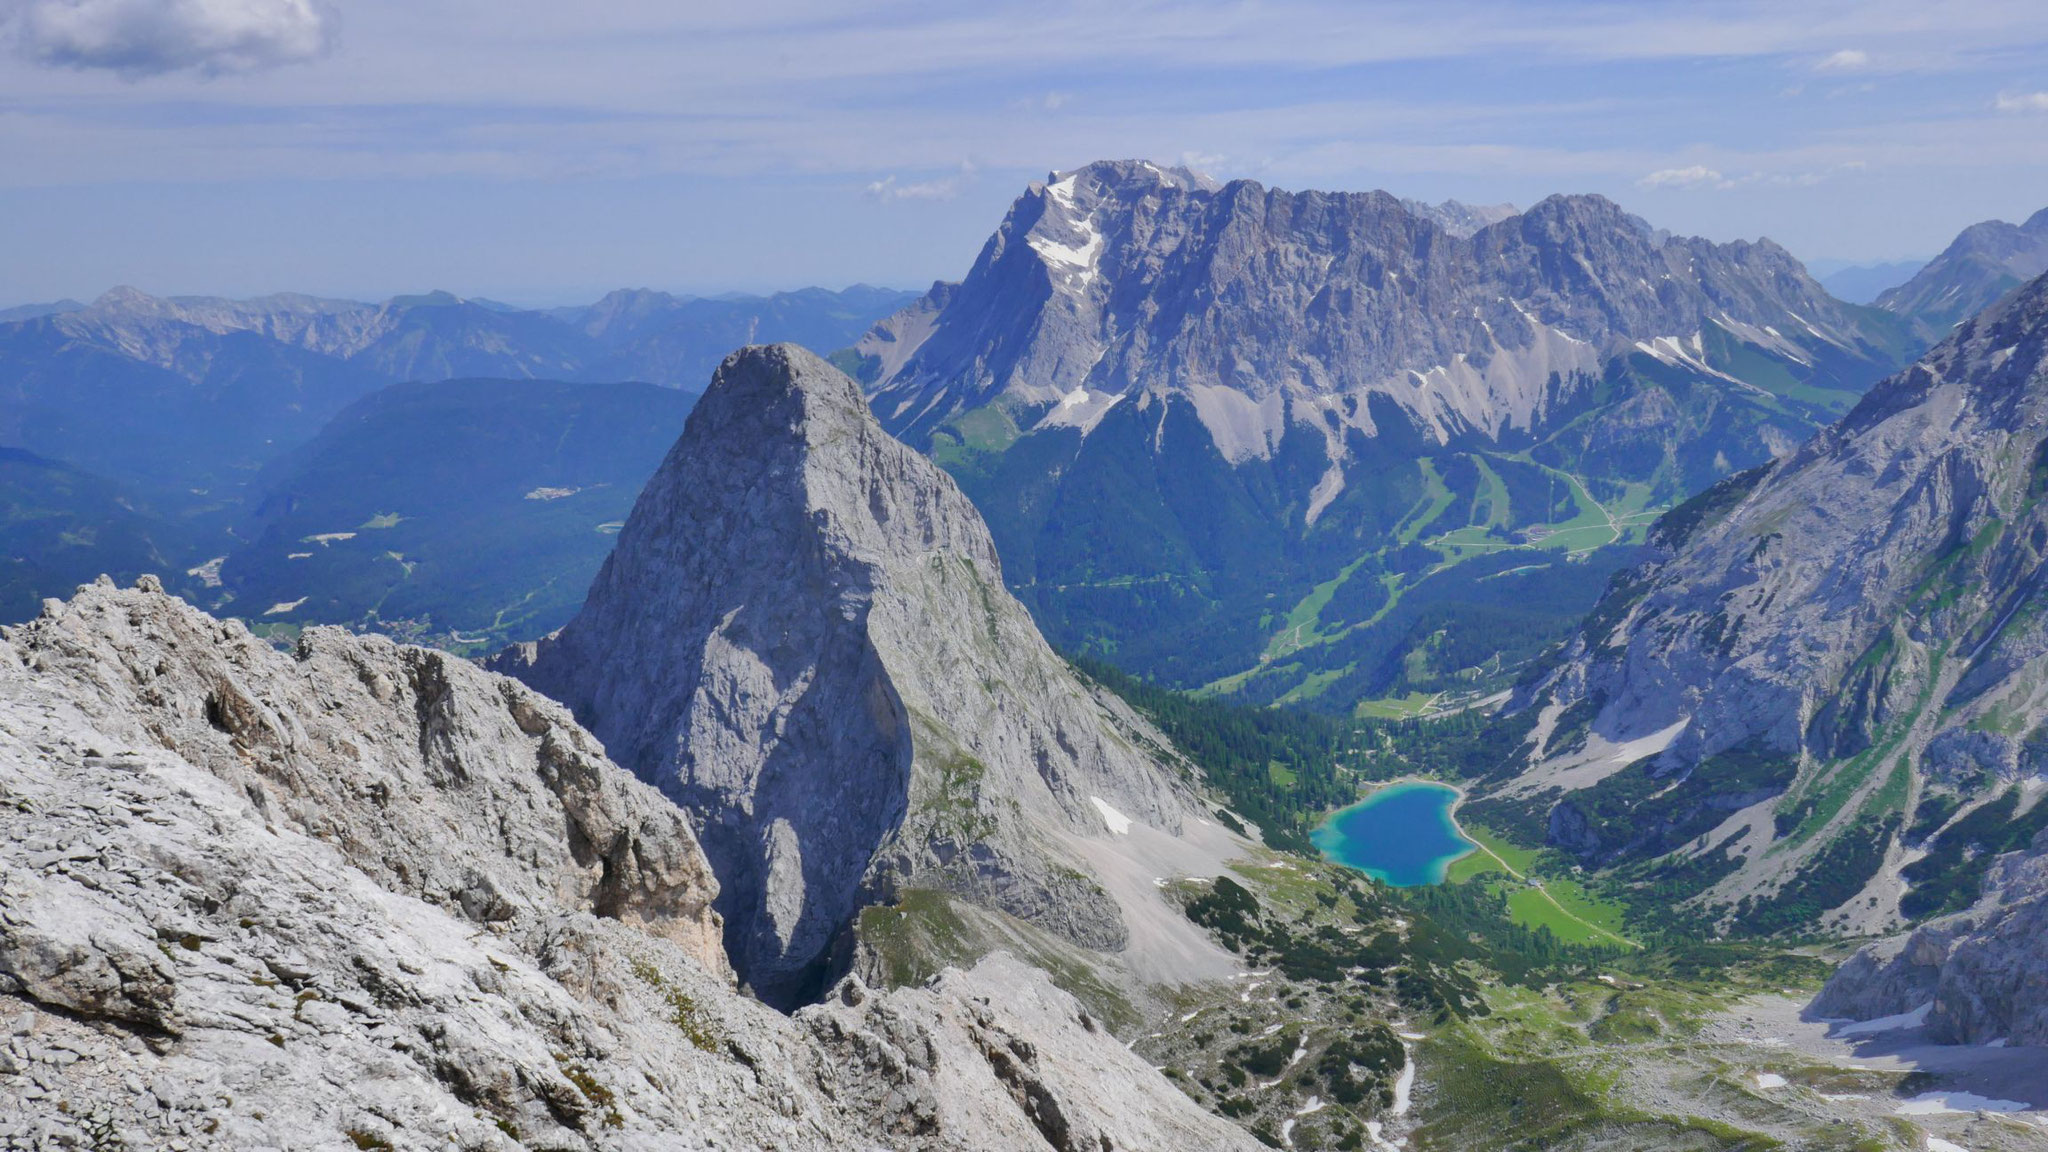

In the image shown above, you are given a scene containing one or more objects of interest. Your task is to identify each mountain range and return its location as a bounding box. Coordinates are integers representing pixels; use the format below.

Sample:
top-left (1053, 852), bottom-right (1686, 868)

top-left (0, 282), bottom-right (915, 633)
top-left (850, 160), bottom-right (1917, 712)
top-left (10, 165), bottom-right (2048, 1148)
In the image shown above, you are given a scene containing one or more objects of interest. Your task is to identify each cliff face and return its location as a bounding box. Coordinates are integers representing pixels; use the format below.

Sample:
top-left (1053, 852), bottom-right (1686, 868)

top-left (0, 579), bottom-right (1258, 1152)
top-left (499, 344), bottom-right (1222, 1006)
top-left (1514, 271), bottom-right (2048, 932)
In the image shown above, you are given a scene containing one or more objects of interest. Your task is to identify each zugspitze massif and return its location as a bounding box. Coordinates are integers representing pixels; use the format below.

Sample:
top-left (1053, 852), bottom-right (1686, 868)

top-left (8, 7), bottom-right (2048, 1147)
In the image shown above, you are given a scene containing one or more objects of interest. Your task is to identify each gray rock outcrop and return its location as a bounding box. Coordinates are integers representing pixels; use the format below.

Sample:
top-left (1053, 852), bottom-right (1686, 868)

top-left (498, 344), bottom-right (1222, 1006)
top-left (1814, 826), bottom-right (2048, 1046)
top-left (0, 579), bottom-right (1260, 1151)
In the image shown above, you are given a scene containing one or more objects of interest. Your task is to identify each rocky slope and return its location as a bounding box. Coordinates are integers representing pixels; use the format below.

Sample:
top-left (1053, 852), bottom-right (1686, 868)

top-left (1878, 207), bottom-right (2048, 338)
top-left (1507, 270), bottom-right (2048, 935)
top-left (1815, 826), bottom-right (2048, 1046)
top-left (0, 577), bottom-right (1258, 1152)
top-left (850, 160), bottom-right (1912, 708)
top-left (500, 343), bottom-right (1238, 1008)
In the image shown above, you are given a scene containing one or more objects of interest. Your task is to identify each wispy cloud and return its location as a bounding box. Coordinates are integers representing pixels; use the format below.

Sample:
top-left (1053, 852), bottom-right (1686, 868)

top-left (1638, 165), bottom-right (1734, 190)
top-left (1995, 90), bottom-right (2048, 112)
top-left (2, 0), bottom-right (336, 78)
top-left (866, 162), bottom-right (978, 202)
top-left (1814, 48), bottom-right (1869, 72)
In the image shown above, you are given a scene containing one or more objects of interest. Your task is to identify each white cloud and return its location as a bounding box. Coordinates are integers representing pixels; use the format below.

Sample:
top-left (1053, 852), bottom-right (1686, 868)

top-left (1996, 90), bottom-right (2048, 113)
top-left (866, 162), bottom-right (978, 202)
top-left (1815, 48), bottom-right (1869, 72)
top-left (1637, 165), bottom-right (1734, 190)
top-left (4, 0), bottom-right (335, 78)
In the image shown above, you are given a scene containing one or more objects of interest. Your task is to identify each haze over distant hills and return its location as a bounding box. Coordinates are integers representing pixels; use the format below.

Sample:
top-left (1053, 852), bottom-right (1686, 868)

top-left (1813, 259), bottom-right (1926, 305)
top-left (0, 282), bottom-right (915, 636)
top-left (851, 160), bottom-right (1916, 713)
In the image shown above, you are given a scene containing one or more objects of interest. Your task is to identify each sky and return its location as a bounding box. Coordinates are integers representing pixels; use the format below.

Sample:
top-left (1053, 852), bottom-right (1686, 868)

top-left (3, 0), bottom-right (2047, 305)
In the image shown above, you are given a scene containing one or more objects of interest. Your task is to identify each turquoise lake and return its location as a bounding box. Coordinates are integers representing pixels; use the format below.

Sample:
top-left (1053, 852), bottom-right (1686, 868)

top-left (1311, 781), bottom-right (1477, 887)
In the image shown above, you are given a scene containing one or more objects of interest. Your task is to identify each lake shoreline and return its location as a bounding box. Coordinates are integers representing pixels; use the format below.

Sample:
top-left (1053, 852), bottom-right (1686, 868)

top-left (1311, 778), bottom-right (1478, 888)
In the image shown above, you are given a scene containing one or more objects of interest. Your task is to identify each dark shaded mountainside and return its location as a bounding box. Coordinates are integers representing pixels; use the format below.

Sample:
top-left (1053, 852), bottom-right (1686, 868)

top-left (1877, 206), bottom-right (2048, 338)
top-left (851, 160), bottom-right (1916, 713)
top-left (0, 283), bottom-right (914, 639)
top-left (1496, 268), bottom-right (2048, 940)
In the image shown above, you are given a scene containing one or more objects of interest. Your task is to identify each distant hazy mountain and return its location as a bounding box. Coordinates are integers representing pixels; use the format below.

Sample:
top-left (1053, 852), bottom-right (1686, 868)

top-left (561, 284), bottom-right (918, 388)
top-left (1399, 197), bottom-right (1518, 238)
top-left (853, 160), bottom-right (1915, 711)
top-left (1814, 259), bottom-right (1925, 305)
top-left (0, 306), bottom-right (390, 511)
top-left (0, 447), bottom-right (182, 621)
top-left (1877, 208), bottom-right (2048, 336)
top-left (0, 299), bottom-right (84, 324)
top-left (1511, 269), bottom-right (2048, 938)
top-left (217, 377), bottom-right (697, 650)
top-left (0, 283), bottom-right (911, 619)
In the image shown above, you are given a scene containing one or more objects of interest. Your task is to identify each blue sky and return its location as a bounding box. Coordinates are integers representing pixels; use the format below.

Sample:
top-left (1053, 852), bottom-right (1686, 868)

top-left (3, 0), bottom-right (2046, 304)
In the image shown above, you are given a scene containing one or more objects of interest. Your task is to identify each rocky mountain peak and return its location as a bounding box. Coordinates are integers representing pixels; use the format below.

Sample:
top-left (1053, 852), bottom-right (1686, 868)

top-left (500, 343), bottom-right (1230, 1006)
top-left (1878, 203), bottom-right (2048, 335)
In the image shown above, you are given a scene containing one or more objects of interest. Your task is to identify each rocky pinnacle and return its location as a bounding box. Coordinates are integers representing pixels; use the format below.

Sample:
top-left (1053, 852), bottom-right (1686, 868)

top-left (499, 343), bottom-right (1209, 1006)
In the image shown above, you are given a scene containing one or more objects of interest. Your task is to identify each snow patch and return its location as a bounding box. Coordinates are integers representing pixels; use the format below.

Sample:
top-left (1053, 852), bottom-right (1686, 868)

top-left (1925, 1139), bottom-right (1971, 1152)
top-left (1835, 1001), bottom-right (1931, 1037)
top-left (263, 598), bottom-right (307, 616)
top-left (1754, 1072), bottom-right (1786, 1089)
top-left (1895, 1090), bottom-right (2030, 1115)
top-left (1028, 219), bottom-right (1105, 289)
top-left (1089, 796), bottom-right (1133, 835)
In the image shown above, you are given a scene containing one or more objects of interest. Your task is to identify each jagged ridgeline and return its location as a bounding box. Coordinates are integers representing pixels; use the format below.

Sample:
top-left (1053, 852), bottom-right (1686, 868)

top-left (1496, 269), bottom-right (2048, 940)
top-left (498, 343), bottom-right (1248, 1008)
top-left (846, 161), bottom-right (1916, 712)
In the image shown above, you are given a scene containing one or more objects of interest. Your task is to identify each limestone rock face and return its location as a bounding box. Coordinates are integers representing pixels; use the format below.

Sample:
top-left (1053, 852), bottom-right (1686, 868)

top-left (846, 160), bottom-right (1907, 713)
top-left (0, 580), bottom-right (1259, 1152)
top-left (3, 578), bottom-right (726, 975)
top-left (1815, 828), bottom-right (2048, 1046)
top-left (500, 343), bottom-right (1213, 1006)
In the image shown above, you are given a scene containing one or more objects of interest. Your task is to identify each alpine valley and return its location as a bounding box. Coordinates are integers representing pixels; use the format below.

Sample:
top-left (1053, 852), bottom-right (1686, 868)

top-left (7, 159), bottom-right (2048, 1152)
